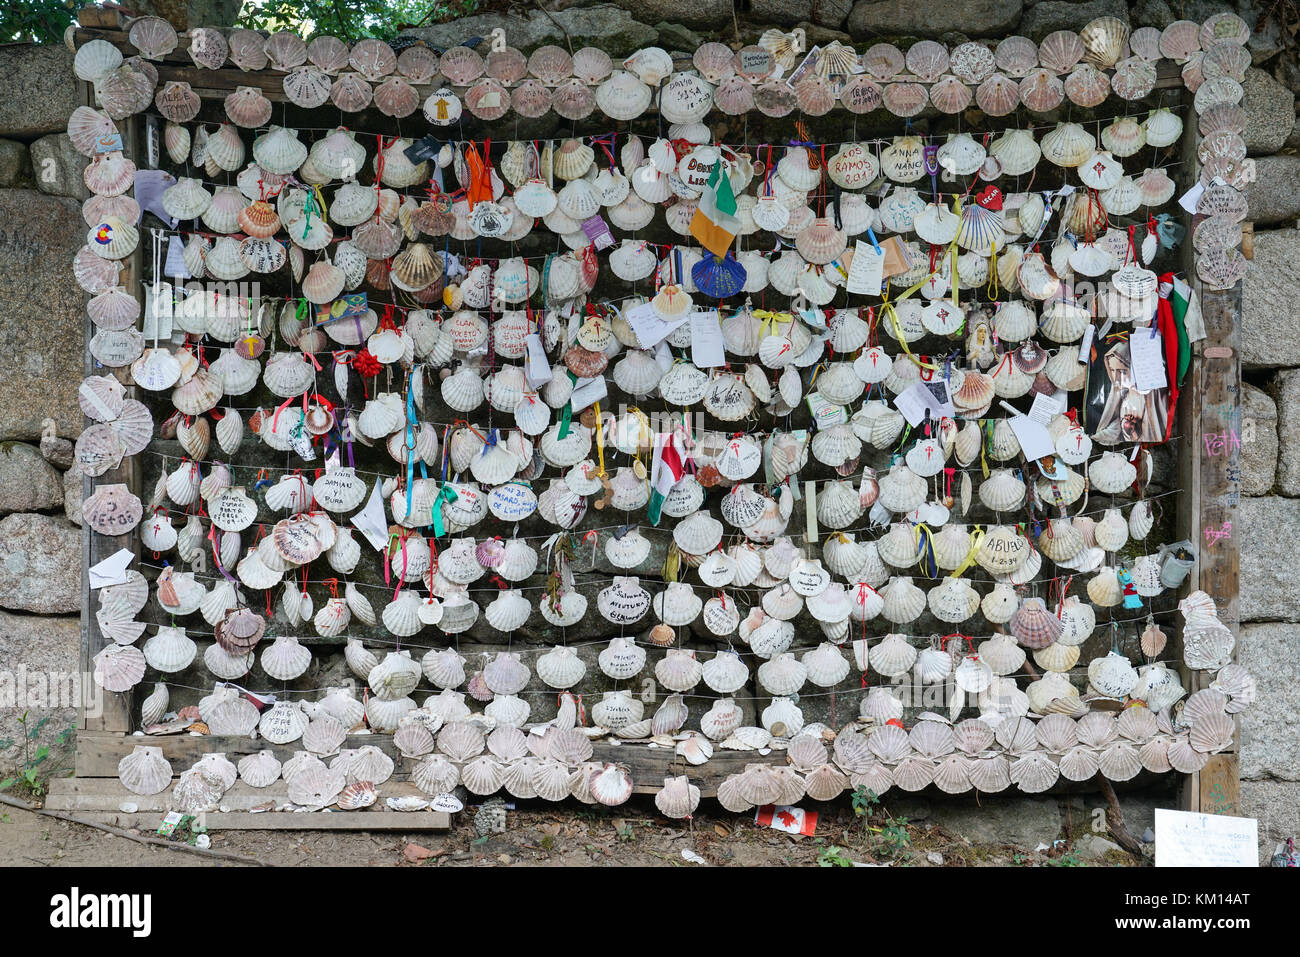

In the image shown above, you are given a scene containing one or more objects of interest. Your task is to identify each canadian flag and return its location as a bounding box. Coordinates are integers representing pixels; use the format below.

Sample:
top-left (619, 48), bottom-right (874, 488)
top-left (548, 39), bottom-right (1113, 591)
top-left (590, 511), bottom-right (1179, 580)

top-left (755, 805), bottom-right (818, 835)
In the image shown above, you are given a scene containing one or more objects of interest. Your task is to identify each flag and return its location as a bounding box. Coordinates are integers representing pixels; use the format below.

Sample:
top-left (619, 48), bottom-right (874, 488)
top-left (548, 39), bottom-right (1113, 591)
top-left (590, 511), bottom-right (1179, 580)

top-left (755, 805), bottom-right (818, 835)
top-left (1167, 275), bottom-right (1198, 385)
top-left (647, 432), bottom-right (686, 526)
top-left (690, 161), bottom-right (740, 258)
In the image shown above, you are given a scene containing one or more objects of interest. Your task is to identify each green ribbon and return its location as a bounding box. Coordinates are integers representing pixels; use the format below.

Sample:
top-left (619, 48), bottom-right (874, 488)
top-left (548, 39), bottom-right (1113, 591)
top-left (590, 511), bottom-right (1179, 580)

top-left (430, 483), bottom-right (459, 537)
top-left (557, 370), bottom-right (579, 439)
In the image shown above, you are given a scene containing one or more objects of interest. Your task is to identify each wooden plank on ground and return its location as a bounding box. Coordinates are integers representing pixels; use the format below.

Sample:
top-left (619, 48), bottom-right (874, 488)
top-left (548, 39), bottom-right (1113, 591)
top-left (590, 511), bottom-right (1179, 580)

top-left (45, 777), bottom-right (449, 829)
top-left (74, 730), bottom-right (762, 796)
top-left (74, 731), bottom-right (762, 795)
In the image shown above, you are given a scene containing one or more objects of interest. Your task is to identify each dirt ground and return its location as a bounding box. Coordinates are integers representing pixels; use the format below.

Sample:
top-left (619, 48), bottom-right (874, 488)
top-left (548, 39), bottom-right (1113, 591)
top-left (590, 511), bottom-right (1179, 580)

top-left (0, 794), bottom-right (1141, 867)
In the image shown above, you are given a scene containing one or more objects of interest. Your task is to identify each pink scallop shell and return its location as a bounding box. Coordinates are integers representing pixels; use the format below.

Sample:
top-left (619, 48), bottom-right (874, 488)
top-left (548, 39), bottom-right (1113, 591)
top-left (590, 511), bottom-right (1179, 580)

top-left (1019, 68), bottom-right (1064, 112)
top-left (839, 74), bottom-right (882, 114)
top-left (755, 80), bottom-right (796, 118)
top-left (929, 75), bottom-right (972, 114)
top-left (439, 46), bottom-right (485, 85)
top-left (1111, 56), bottom-right (1156, 100)
top-left (398, 45), bottom-right (440, 83)
top-left (308, 35), bottom-right (350, 74)
top-left (975, 73), bottom-right (1020, 116)
top-left (794, 76), bottom-right (836, 116)
top-left (330, 72), bottom-right (373, 112)
top-left (882, 81), bottom-right (927, 117)
top-left (995, 35), bottom-right (1038, 77)
top-left (349, 38), bottom-right (397, 81)
top-left (512, 78), bottom-right (554, 118)
top-left (573, 47), bottom-right (612, 84)
top-left (486, 47), bottom-right (527, 84)
top-left (374, 76), bottom-right (420, 118)
top-left (862, 43), bottom-right (904, 81)
top-left (714, 74), bottom-right (756, 115)
top-left (1064, 64), bottom-right (1110, 107)
top-left (528, 45), bottom-right (573, 84)
top-left (465, 78), bottom-right (512, 121)
top-left (551, 78), bottom-right (596, 120)
top-left (1159, 20), bottom-right (1201, 61)
top-left (905, 40), bottom-right (949, 82)
top-left (1129, 26), bottom-right (1162, 61)
top-left (1037, 30), bottom-right (1084, 73)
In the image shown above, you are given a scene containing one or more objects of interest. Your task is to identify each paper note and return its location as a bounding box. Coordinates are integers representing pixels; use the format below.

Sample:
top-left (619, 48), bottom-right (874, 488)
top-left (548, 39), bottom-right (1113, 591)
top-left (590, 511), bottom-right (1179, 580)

top-left (351, 481), bottom-right (390, 551)
top-left (1154, 809), bottom-right (1258, 867)
top-left (1178, 182), bottom-right (1204, 213)
top-left (569, 375), bottom-right (608, 413)
top-left (164, 234), bottom-right (189, 278)
top-left (806, 391), bottom-right (847, 427)
top-left (1028, 391), bottom-right (1067, 425)
top-left (133, 169), bottom-right (176, 228)
top-left (523, 333), bottom-right (552, 388)
top-left (846, 240), bottom-right (884, 294)
top-left (653, 339), bottom-right (674, 372)
top-left (1077, 323), bottom-right (1096, 362)
top-left (89, 549), bottom-right (134, 588)
top-left (690, 309), bottom-right (725, 368)
top-left (626, 300), bottom-right (689, 348)
top-left (581, 215), bottom-right (615, 251)
top-left (893, 381), bottom-right (954, 427)
top-left (1131, 328), bottom-right (1168, 391)
top-left (1005, 415), bottom-right (1055, 462)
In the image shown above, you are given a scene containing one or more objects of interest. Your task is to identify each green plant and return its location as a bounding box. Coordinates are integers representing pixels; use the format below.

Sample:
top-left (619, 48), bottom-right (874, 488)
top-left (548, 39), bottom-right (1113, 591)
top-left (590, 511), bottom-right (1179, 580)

top-left (879, 816), bottom-right (911, 856)
top-left (1048, 850), bottom-right (1083, 867)
top-left (849, 785), bottom-right (912, 861)
top-left (1, 713), bottom-right (74, 799)
top-left (816, 843), bottom-right (854, 867)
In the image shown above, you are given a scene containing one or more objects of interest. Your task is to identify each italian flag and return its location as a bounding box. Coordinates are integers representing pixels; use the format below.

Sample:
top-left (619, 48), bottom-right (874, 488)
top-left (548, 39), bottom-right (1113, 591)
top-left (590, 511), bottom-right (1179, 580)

top-left (690, 161), bottom-right (740, 258)
top-left (1168, 275), bottom-right (1199, 386)
top-left (647, 431), bottom-right (686, 526)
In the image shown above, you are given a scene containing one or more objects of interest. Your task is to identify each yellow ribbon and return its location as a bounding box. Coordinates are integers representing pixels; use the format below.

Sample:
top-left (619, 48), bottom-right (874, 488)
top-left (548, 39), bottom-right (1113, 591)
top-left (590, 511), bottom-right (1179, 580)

top-left (951, 526), bottom-right (987, 579)
top-left (913, 522), bottom-right (937, 578)
top-left (593, 400), bottom-right (606, 478)
top-left (310, 184), bottom-right (329, 223)
top-left (950, 195), bottom-right (961, 310)
top-left (754, 309), bottom-right (792, 338)
top-left (987, 243), bottom-right (1000, 301)
top-left (881, 294), bottom-right (940, 373)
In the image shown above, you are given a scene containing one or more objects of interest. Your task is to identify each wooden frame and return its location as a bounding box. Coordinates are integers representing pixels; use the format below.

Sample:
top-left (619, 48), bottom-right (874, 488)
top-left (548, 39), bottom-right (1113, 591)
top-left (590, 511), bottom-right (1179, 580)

top-left (62, 8), bottom-right (1244, 830)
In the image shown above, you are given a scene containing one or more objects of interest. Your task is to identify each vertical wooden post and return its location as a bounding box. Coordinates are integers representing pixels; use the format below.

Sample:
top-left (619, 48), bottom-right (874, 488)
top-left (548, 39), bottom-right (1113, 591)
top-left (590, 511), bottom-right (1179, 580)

top-left (1174, 109), bottom-right (1242, 815)
top-left (80, 85), bottom-right (140, 734)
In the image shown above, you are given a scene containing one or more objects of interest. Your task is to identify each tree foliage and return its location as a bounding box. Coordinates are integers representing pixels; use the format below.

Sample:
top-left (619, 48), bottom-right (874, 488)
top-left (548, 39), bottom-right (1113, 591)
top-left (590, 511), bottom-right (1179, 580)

top-left (238, 0), bottom-right (483, 40)
top-left (0, 0), bottom-right (483, 45)
top-left (1, 0), bottom-right (79, 44)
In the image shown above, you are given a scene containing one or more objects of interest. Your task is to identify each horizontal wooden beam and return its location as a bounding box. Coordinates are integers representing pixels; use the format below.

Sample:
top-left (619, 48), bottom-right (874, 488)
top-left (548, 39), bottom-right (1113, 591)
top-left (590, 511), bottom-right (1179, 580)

top-left (71, 25), bottom-right (1187, 107)
top-left (75, 730), bottom-right (757, 796)
top-left (45, 776), bottom-right (450, 829)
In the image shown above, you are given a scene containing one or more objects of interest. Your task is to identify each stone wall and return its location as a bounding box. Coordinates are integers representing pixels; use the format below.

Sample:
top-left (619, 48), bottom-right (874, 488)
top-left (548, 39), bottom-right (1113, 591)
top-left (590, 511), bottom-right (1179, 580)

top-left (0, 43), bottom-right (85, 767)
top-left (1, 1), bottom-right (1296, 860)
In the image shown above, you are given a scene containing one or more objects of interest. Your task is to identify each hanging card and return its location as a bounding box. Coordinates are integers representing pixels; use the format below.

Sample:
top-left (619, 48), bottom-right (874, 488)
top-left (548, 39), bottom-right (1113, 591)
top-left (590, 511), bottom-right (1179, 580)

top-left (846, 240), bottom-right (884, 294)
top-left (689, 309), bottom-right (725, 368)
top-left (1130, 328), bottom-right (1169, 391)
